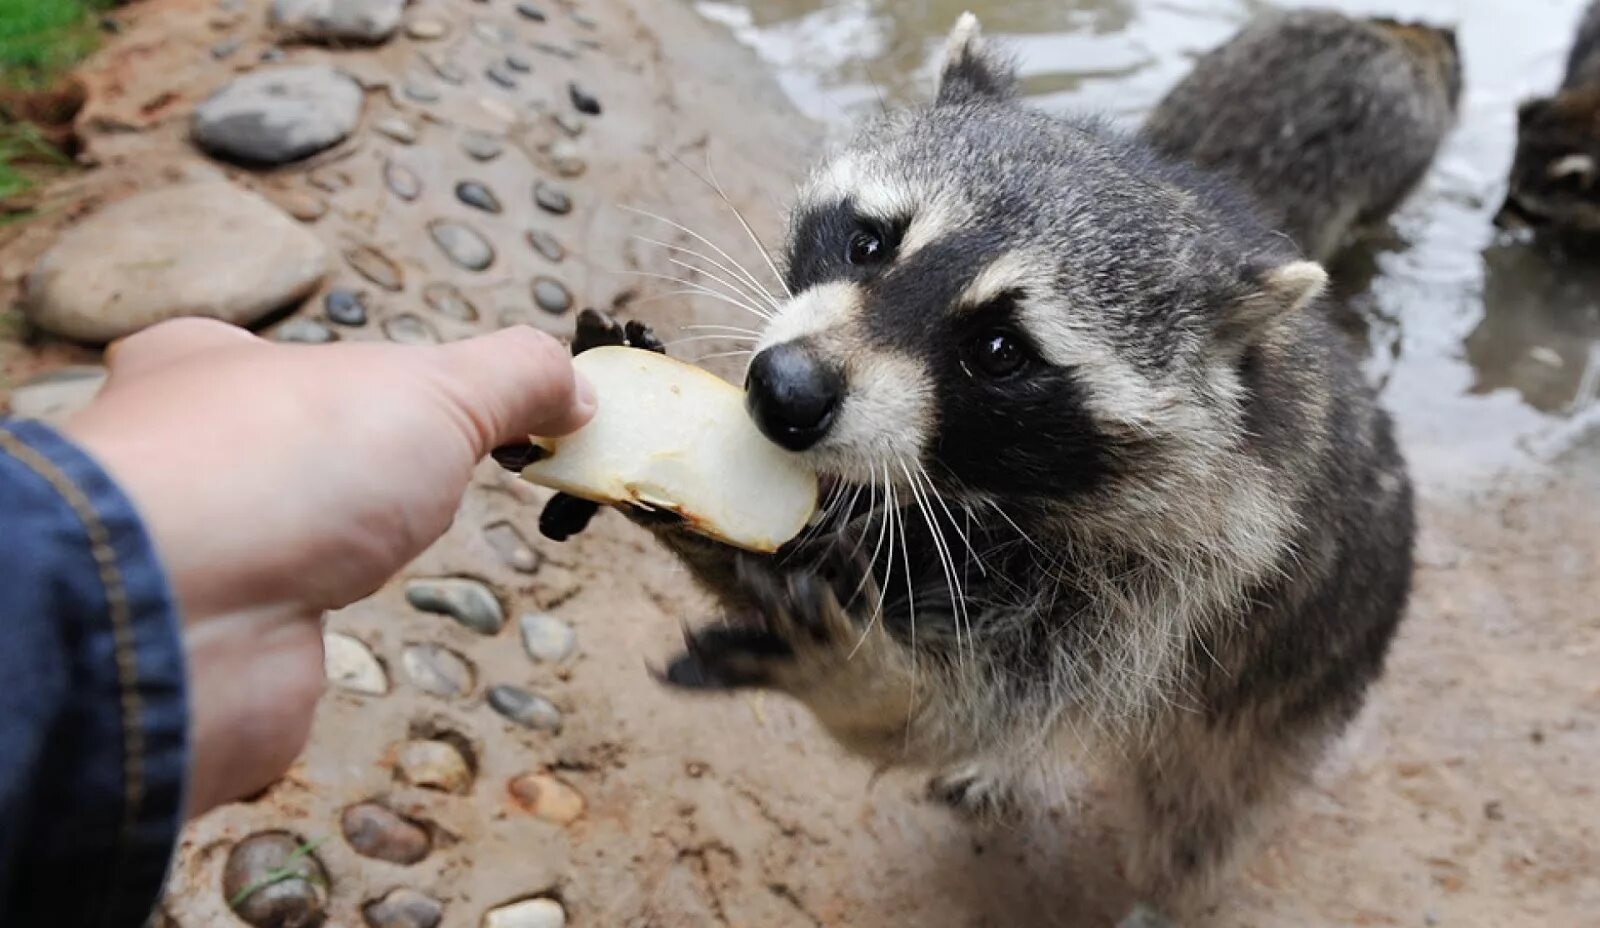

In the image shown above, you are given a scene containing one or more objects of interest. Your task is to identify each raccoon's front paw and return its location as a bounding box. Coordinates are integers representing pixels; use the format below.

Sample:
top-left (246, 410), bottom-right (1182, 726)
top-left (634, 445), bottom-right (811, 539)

top-left (927, 763), bottom-right (1020, 821)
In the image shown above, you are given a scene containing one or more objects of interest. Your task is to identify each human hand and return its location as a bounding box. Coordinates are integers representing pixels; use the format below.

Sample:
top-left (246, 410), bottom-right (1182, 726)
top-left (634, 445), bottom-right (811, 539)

top-left (62, 318), bottom-right (594, 816)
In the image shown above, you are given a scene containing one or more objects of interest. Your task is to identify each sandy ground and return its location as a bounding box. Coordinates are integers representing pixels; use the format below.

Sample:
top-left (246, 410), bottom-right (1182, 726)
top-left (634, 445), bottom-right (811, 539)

top-left (0, 0), bottom-right (1596, 925)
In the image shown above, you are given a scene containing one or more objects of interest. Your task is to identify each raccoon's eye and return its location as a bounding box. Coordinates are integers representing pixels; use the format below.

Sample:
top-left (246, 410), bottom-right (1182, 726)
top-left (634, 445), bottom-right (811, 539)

top-left (846, 229), bottom-right (887, 265)
top-left (964, 329), bottom-right (1029, 380)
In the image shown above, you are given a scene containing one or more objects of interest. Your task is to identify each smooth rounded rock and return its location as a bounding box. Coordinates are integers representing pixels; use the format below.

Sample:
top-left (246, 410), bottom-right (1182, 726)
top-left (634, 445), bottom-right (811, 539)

top-left (422, 281), bottom-right (480, 321)
top-left (375, 117), bottom-right (417, 144)
top-left (271, 0), bottom-right (404, 44)
top-left (482, 898), bottom-right (565, 928)
top-left (223, 831), bottom-right (331, 928)
top-left (505, 52), bottom-right (531, 73)
top-left (341, 803), bottom-right (431, 864)
top-left (485, 64), bottom-right (518, 90)
top-left (193, 65), bottom-right (363, 166)
top-left (404, 18), bottom-right (448, 40)
top-left (533, 181), bottom-right (571, 215)
top-left (24, 181), bottom-right (329, 343)
top-left (471, 19), bottom-right (513, 43)
top-left (396, 739), bottom-right (472, 793)
top-left (508, 772), bottom-right (584, 824)
top-left (383, 312), bottom-right (439, 345)
top-left (324, 288), bottom-right (368, 326)
top-left (405, 578), bottom-right (504, 634)
top-left (324, 631), bottom-right (388, 694)
top-left (461, 130), bottom-right (503, 161)
top-left (401, 643), bottom-right (476, 698)
top-left (345, 245), bottom-right (404, 291)
top-left (423, 52), bottom-right (466, 85)
top-left (455, 180), bottom-right (502, 214)
top-left (384, 158), bottom-right (422, 201)
top-left (486, 684), bottom-right (561, 732)
top-left (270, 188), bottom-right (329, 221)
top-left (525, 229), bottom-right (564, 262)
top-left (546, 140), bottom-right (586, 178)
top-left (364, 888), bottom-right (443, 928)
top-left (570, 10), bottom-right (597, 30)
top-left (6, 366), bottom-right (107, 424)
top-left (484, 521), bottom-right (542, 573)
top-left (514, 3), bottom-right (545, 21)
top-left (403, 76), bottom-right (439, 103)
top-left (534, 41), bottom-right (576, 62)
top-left (567, 82), bottom-right (600, 115)
top-left (518, 613), bottom-right (574, 664)
top-left (428, 220), bottom-right (494, 271)
top-left (275, 318), bottom-right (338, 343)
top-left (531, 277), bottom-right (571, 314)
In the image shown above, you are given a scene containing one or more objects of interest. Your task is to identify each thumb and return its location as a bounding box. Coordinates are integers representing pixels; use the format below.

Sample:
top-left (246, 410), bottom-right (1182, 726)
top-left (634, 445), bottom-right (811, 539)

top-left (432, 326), bottom-right (596, 454)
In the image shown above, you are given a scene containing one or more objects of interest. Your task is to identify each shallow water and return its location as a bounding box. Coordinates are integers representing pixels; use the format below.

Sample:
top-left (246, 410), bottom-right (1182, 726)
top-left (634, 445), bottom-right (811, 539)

top-left (694, 0), bottom-right (1600, 491)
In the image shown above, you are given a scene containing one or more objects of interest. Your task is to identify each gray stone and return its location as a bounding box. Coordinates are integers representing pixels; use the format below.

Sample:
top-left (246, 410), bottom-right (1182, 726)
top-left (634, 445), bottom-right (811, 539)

top-left (487, 685), bottom-right (562, 732)
top-left (525, 229), bottom-right (565, 262)
top-left (365, 888), bottom-right (444, 928)
top-left (570, 10), bottom-right (597, 30)
top-left (223, 832), bottom-right (330, 928)
top-left (533, 181), bottom-right (571, 215)
top-left (518, 613), bottom-right (575, 663)
top-left (455, 180), bottom-right (502, 214)
top-left (461, 130), bottom-right (503, 161)
top-left (6, 366), bottom-right (106, 424)
top-left (275, 318), bottom-right (338, 343)
top-left (324, 287), bottom-right (368, 326)
top-left (514, 3), bottom-right (546, 22)
top-left (533, 41), bottom-right (576, 62)
top-left (505, 52), bottom-right (531, 73)
top-left (271, 0), bottom-right (403, 43)
top-left (482, 898), bottom-right (565, 928)
top-left (211, 37), bottom-right (242, 59)
top-left (193, 66), bottom-right (363, 166)
top-left (24, 181), bottom-right (329, 343)
top-left (341, 803), bottom-right (431, 864)
top-left (384, 158), bottom-right (422, 201)
top-left (375, 116), bottom-right (417, 144)
top-left (486, 63), bottom-right (518, 90)
top-left (405, 578), bottom-right (504, 634)
top-left (383, 312), bottom-right (439, 345)
top-left (531, 277), bottom-right (571, 314)
top-left (428, 220), bottom-right (494, 271)
top-left (471, 19), bottom-right (513, 43)
top-left (345, 245), bottom-right (404, 291)
top-left (567, 81), bottom-right (600, 115)
top-left (423, 52), bottom-right (466, 85)
top-left (484, 520), bottom-right (542, 572)
top-left (422, 281), bottom-right (479, 321)
top-left (404, 18), bottom-right (448, 40)
top-left (401, 643), bottom-right (476, 698)
top-left (547, 139), bottom-right (586, 178)
top-left (403, 75), bottom-right (440, 103)
top-left (324, 631), bottom-right (388, 694)
top-left (395, 739), bottom-right (472, 793)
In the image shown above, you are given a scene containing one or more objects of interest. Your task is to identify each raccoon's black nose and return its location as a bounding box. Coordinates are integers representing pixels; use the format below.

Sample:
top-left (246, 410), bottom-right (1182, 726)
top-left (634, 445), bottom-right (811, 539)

top-left (745, 343), bottom-right (842, 452)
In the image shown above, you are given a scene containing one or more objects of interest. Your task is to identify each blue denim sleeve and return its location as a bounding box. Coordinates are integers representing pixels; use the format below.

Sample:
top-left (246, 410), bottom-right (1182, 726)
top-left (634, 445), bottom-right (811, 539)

top-left (0, 419), bottom-right (187, 927)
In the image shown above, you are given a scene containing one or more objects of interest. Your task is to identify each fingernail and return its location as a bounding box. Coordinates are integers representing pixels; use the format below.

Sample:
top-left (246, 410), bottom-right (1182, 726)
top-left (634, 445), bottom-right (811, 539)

top-left (573, 371), bottom-right (597, 415)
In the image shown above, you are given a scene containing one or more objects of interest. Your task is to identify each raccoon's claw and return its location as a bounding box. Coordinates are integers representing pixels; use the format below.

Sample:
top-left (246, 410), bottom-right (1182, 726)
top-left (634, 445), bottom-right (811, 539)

top-left (624, 319), bottom-right (668, 354)
top-left (734, 554), bottom-right (862, 648)
top-left (572, 307), bottom-right (627, 354)
top-left (656, 625), bottom-right (796, 690)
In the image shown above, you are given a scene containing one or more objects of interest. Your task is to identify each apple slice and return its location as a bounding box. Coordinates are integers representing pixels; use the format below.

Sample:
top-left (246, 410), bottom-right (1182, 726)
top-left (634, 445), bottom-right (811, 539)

top-left (517, 346), bottom-right (819, 553)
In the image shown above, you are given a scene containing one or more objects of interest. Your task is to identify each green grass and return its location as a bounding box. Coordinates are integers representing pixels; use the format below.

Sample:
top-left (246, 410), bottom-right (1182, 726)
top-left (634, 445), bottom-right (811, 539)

top-left (0, 119), bottom-right (70, 200)
top-left (0, 0), bottom-right (112, 91)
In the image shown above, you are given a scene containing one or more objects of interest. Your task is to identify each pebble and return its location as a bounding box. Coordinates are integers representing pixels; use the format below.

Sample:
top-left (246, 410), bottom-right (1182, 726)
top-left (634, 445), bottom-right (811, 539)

top-left (477, 96), bottom-right (519, 125)
top-left (428, 220), bottom-right (495, 271)
top-left (396, 739), bottom-right (473, 793)
top-left (345, 245), bottom-right (404, 291)
top-left (223, 832), bottom-right (331, 928)
top-left (533, 181), bottom-right (571, 215)
top-left (422, 281), bottom-right (479, 321)
top-left (518, 613), bottom-right (575, 663)
top-left (404, 18), bottom-right (448, 40)
top-left (525, 229), bottom-right (565, 262)
top-left (505, 52), bottom-right (532, 73)
top-left (260, 46), bottom-right (286, 63)
top-left (24, 181), bottom-right (329, 343)
top-left (324, 631), bottom-right (388, 694)
top-left (402, 643), bottom-right (476, 697)
top-left (405, 578), bottom-right (504, 634)
top-left (486, 63), bottom-right (518, 90)
top-left (5, 366), bottom-right (107, 424)
top-left (341, 803), bottom-right (432, 865)
top-left (423, 52), bottom-right (467, 85)
top-left (324, 288), bottom-right (369, 326)
top-left (575, 37), bottom-right (601, 52)
top-left (211, 37), bottom-right (242, 59)
top-left (551, 111), bottom-right (583, 137)
top-left (461, 130), bottom-right (504, 161)
top-left (570, 10), bottom-right (597, 30)
top-left (508, 772), bottom-right (585, 824)
top-left (482, 898), bottom-right (565, 928)
top-left (275, 318), bottom-right (338, 343)
top-left (364, 888), bottom-right (444, 928)
top-left (270, 188), bottom-right (329, 222)
top-left (547, 139), bottom-right (586, 177)
top-left (515, 3), bottom-right (546, 22)
top-left (192, 66), bottom-right (363, 166)
top-left (455, 180), bottom-right (502, 214)
top-left (472, 19), bottom-right (513, 44)
top-left (270, 0), bottom-right (405, 44)
top-left (484, 521), bottom-right (542, 573)
top-left (531, 277), bottom-right (572, 314)
top-left (403, 75), bottom-right (440, 103)
top-left (383, 312), bottom-right (439, 345)
top-left (307, 167), bottom-right (352, 193)
top-left (487, 685), bottom-right (562, 732)
top-left (533, 41), bottom-right (576, 61)
top-left (375, 116), bottom-right (417, 144)
top-left (567, 82), bottom-right (600, 115)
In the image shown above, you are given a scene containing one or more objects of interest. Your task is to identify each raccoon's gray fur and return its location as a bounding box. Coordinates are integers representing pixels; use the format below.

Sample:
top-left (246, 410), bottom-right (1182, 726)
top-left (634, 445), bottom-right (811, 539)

top-left (551, 14), bottom-right (1415, 914)
top-left (1144, 9), bottom-right (1460, 263)
top-left (1497, 0), bottom-right (1600, 234)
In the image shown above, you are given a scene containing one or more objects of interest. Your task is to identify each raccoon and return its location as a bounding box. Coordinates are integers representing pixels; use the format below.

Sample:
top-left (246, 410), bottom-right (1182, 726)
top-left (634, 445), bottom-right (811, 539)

top-left (1497, 0), bottom-right (1600, 234)
top-left (524, 14), bottom-right (1415, 915)
top-left (1144, 9), bottom-right (1461, 264)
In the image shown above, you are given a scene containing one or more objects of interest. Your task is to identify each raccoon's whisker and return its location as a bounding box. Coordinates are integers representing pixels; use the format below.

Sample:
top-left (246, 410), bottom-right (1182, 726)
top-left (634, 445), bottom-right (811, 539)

top-left (904, 461), bottom-right (970, 670)
top-left (688, 150), bottom-right (794, 299)
top-left (609, 269), bottom-right (772, 323)
top-left (850, 467), bottom-right (895, 661)
top-left (915, 461), bottom-right (989, 579)
top-left (787, 479), bottom-right (851, 560)
top-left (983, 499), bottom-right (1048, 558)
top-left (683, 323), bottom-right (765, 337)
top-left (690, 349), bottom-right (755, 364)
top-left (622, 204), bottom-right (786, 307)
top-left (632, 233), bottom-right (783, 314)
top-left (665, 335), bottom-right (761, 350)
top-left (661, 255), bottom-right (775, 320)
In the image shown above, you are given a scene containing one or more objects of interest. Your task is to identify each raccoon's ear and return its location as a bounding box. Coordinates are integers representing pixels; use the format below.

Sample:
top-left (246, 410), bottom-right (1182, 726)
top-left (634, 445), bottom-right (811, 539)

top-left (1225, 260), bottom-right (1328, 344)
top-left (936, 13), bottom-right (1019, 106)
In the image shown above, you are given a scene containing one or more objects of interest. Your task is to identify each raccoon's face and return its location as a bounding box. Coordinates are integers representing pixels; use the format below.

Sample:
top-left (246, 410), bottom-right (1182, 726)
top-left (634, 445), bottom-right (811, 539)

top-left (1499, 90), bottom-right (1600, 233)
top-left (745, 15), bottom-right (1326, 509)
